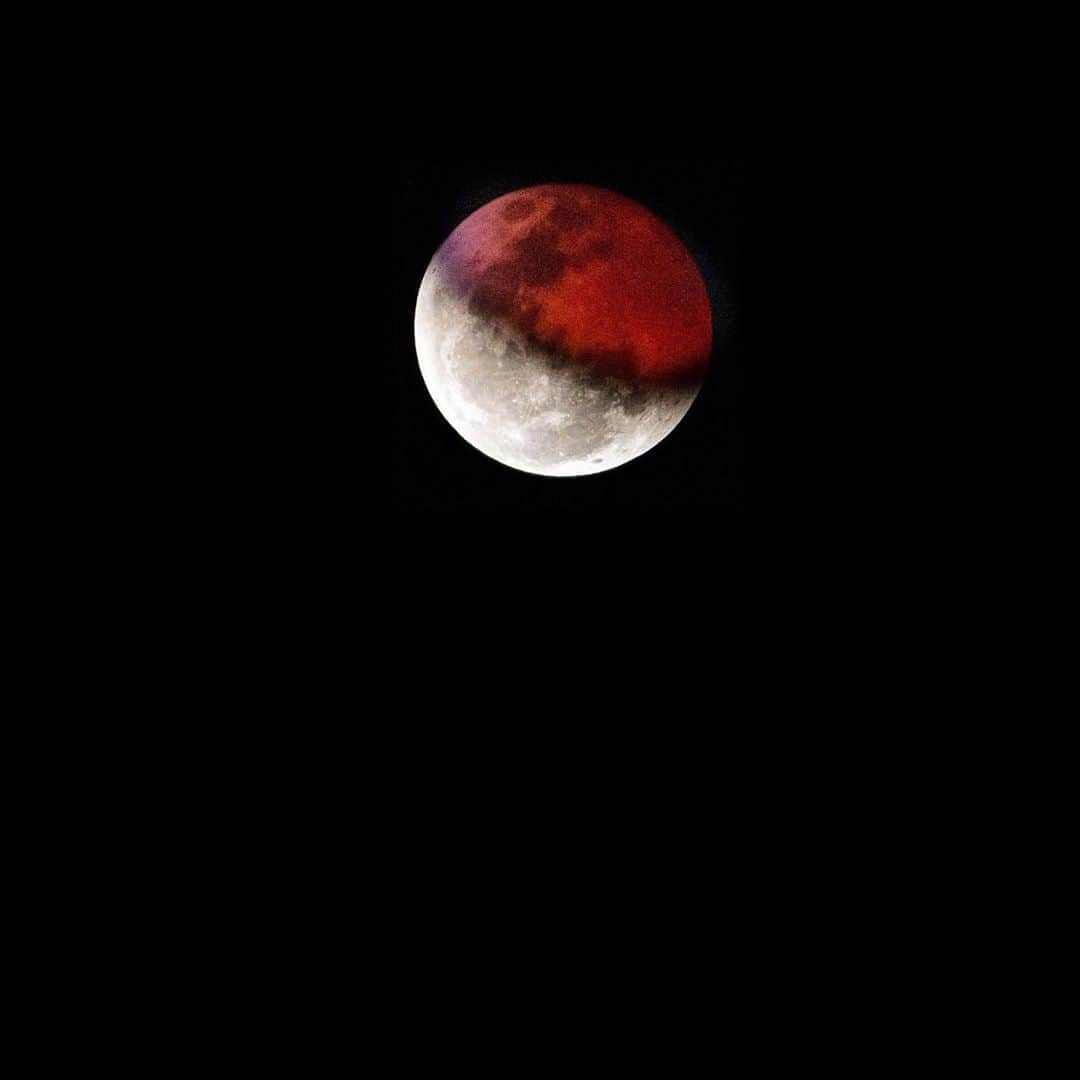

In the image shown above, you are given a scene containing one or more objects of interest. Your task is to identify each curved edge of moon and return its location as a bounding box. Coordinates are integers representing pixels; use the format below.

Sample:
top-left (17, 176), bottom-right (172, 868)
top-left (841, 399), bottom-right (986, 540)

top-left (414, 259), bottom-right (703, 478)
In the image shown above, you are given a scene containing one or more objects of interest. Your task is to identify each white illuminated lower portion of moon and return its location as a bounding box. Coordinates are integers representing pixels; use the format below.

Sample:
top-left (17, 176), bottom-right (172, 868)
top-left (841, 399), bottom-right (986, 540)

top-left (414, 261), bottom-right (702, 477)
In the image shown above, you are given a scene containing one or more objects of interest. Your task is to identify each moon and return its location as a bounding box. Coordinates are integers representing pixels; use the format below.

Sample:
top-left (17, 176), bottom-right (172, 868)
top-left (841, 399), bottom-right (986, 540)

top-left (414, 184), bottom-right (712, 477)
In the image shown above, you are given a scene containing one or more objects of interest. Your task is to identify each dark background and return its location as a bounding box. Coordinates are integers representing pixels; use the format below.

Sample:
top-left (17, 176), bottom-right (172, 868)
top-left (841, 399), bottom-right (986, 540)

top-left (387, 160), bottom-right (744, 514)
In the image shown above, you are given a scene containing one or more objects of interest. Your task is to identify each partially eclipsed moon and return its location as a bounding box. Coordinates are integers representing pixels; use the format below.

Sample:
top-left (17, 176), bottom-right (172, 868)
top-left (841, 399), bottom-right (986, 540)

top-left (414, 184), bottom-right (712, 477)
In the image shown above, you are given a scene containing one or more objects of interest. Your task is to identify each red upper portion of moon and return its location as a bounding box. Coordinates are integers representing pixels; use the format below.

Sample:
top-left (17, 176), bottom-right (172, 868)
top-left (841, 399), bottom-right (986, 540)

top-left (437, 184), bottom-right (711, 384)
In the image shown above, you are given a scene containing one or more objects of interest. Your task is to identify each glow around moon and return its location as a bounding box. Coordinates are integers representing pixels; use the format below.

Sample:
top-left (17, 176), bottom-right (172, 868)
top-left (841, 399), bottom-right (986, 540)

top-left (413, 184), bottom-right (712, 477)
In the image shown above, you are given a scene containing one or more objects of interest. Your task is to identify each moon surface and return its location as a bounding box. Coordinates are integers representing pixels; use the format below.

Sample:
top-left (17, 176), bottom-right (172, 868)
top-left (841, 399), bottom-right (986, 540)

top-left (414, 184), bottom-right (712, 476)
